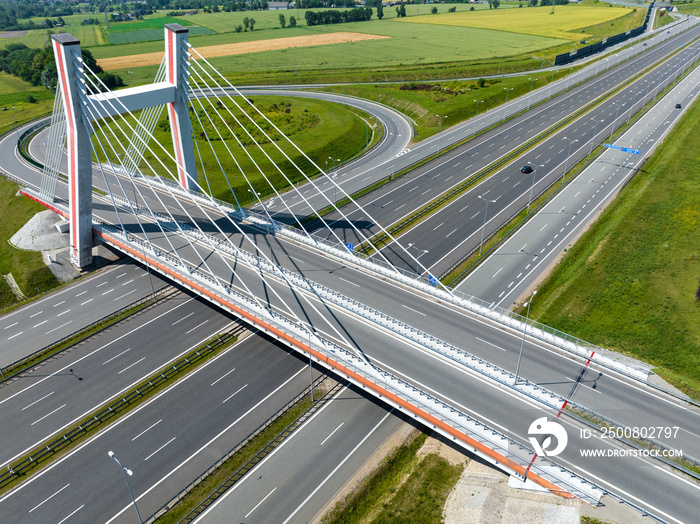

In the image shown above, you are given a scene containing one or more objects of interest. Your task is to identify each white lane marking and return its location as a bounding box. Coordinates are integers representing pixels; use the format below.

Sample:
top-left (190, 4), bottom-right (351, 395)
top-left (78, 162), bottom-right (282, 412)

top-left (172, 312), bottom-right (195, 326)
top-left (459, 205), bottom-right (469, 212)
top-left (446, 229), bottom-right (458, 238)
top-left (280, 411), bottom-right (393, 524)
top-left (211, 368), bottom-right (236, 386)
top-left (53, 301), bottom-right (66, 307)
top-left (476, 337), bottom-right (506, 351)
top-left (401, 304), bottom-right (426, 317)
top-left (33, 320), bottom-right (48, 328)
top-left (8, 332), bottom-right (23, 340)
top-left (96, 282), bottom-right (107, 288)
top-left (114, 289), bottom-right (138, 301)
top-left (434, 222), bottom-right (444, 230)
top-left (492, 268), bottom-right (503, 278)
top-left (57, 310), bottom-right (71, 317)
top-left (29, 311), bottom-right (43, 318)
top-left (116, 272), bottom-right (127, 279)
top-left (338, 277), bottom-right (360, 288)
top-left (565, 376), bottom-right (601, 395)
top-left (245, 487), bottom-right (277, 519)
top-left (31, 404), bottom-right (66, 426)
top-left (101, 288), bottom-right (114, 296)
top-left (118, 357), bottom-right (146, 375)
top-left (102, 348), bottom-right (131, 366)
top-left (4, 322), bottom-right (18, 329)
top-left (122, 279), bottom-right (134, 286)
top-left (56, 505), bottom-right (84, 524)
top-left (223, 384), bottom-right (248, 403)
top-left (22, 391), bottom-right (55, 411)
top-left (539, 224), bottom-right (548, 231)
top-left (132, 419), bottom-right (162, 441)
top-left (29, 483), bottom-right (70, 513)
top-left (75, 291), bottom-right (87, 298)
top-left (144, 436), bottom-right (176, 461)
top-left (80, 299), bottom-right (93, 306)
top-left (320, 422), bottom-right (344, 446)
top-left (186, 320), bottom-right (209, 334)
top-left (471, 212), bottom-right (480, 219)
top-left (395, 204), bottom-right (405, 211)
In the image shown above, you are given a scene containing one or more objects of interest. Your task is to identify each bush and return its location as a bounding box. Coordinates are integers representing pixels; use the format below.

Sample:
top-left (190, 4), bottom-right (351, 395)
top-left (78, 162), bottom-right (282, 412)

top-left (26, 94), bottom-right (37, 103)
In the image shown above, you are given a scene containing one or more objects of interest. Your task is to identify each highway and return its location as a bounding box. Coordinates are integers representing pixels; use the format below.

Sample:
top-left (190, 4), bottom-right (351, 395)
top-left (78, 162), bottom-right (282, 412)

top-left (2, 19), bottom-right (700, 520)
top-left (0, 260), bottom-right (170, 368)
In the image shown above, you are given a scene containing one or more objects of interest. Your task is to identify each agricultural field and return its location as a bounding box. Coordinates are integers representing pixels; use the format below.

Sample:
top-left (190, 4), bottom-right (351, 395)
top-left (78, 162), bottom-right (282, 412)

top-left (398, 4), bottom-right (636, 40)
top-left (0, 72), bottom-right (45, 96)
top-left (529, 96), bottom-right (700, 398)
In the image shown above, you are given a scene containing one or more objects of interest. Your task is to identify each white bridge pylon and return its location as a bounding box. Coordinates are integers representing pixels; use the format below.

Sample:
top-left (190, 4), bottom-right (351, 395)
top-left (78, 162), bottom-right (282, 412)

top-left (52, 24), bottom-right (197, 268)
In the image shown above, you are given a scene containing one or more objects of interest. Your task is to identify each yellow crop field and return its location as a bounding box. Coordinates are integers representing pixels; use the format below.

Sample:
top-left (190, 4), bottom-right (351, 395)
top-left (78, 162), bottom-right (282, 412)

top-left (395, 5), bottom-right (633, 41)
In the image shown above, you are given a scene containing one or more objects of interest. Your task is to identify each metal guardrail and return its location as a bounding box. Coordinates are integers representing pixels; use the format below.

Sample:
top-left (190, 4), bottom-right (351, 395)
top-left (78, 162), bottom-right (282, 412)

top-left (0, 331), bottom-right (235, 491)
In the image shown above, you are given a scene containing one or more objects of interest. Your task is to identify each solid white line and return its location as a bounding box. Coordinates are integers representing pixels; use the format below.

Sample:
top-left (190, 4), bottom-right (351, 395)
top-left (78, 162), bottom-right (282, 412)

top-left (172, 312), bottom-right (195, 325)
top-left (281, 411), bottom-right (393, 524)
top-left (132, 419), bottom-right (162, 441)
top-left (144, 436), bottom-right (176, 461)
top-left (244, 487), bottom-right (277, 519)
top-left (22, 391), bottom-right (55, 411)
top-left (186, 320), bottom-right (209, 334)
top-left (118, 357), bottom-right (146, 375)
top-left (56, 505), bottom-right (84, 524)
top-left (102, 348), bottom-right (131, 365)
top-left (320, 423), bottom-right (344, 446)
top-left (31, 404), bottom-right (66, 426)
top-left (211, 368), bottom-right (236, 386)
top-left (223, 384), bottom-right (248, 403)
top-left (29, 483), bottom-right (70, 513)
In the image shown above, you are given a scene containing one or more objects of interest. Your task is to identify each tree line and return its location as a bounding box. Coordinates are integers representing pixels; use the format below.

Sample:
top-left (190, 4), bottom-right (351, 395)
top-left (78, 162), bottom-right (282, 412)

top-left (304, 7), bottom-right (373, 26)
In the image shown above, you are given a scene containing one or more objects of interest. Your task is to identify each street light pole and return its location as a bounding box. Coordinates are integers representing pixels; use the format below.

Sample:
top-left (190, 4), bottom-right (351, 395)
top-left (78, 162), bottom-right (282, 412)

top-left (502, 88), bottom-right (513, 123)
top-left (407, 243), bottom-right (429, 277)
top-left (588, 118), bottom-right (604, 160)
top-left (478, 194), bottom-right (497, 257)
top-left (527, 163), bottom-right (544, 214)
top-left (437, 115), bottom-right (447, 156)
top-left (473, 100), bottom-right (483, 138)
top-left (328, 156), bottom-right (340, 205)
top-left (527, 78), bottom-right (538, 111)
top-left (562, 136), bottom-right (578, 185)
top-left (514, 290), bottom-right (537, 386)
top-left (391, 133), bottom-right (401, 179)
top-left (626, 91), bottom-right (643, 126)
top-left (108, 451), bottom-right (142, 524)
top-left (609, 102), bottom-right (624, 143)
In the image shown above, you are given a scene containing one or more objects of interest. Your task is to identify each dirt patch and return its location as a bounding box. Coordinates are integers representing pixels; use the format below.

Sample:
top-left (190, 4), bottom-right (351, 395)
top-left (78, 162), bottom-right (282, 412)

top-left (98, 32), bottom-right (390, 71)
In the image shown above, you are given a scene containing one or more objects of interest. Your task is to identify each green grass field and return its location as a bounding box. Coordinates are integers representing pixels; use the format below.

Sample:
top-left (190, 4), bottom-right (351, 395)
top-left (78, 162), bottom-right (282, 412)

top-left (107, 26), bottom-right (213, 44)
top-left (0, 177), bottom-right (60, 310)
top-left (529, 97), bottom-right (700, 398)
top-left (399, 4), bottom-right (635, 40)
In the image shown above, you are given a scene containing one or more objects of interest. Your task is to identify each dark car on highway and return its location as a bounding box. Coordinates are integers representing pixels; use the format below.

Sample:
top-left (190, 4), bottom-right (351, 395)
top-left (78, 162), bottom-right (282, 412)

top-left (521, 165), bottom-right (533, 174)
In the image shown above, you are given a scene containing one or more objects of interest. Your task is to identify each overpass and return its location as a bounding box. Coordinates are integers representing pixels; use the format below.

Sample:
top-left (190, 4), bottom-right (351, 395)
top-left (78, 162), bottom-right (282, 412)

top-left (9, 23), bottom-right (700, 517)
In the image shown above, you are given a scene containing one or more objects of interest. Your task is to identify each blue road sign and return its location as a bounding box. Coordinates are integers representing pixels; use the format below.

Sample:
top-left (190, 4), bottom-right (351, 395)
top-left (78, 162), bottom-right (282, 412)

top-left (603, 143), bottom-right (640, 154)
top-left (344, 242), bottom-right (354, 252)
top-left (428, 275), bottom-right (439, 287)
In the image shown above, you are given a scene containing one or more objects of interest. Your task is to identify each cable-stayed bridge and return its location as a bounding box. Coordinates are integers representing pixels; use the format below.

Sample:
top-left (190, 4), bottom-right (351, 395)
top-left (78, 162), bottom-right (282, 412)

top-left (16, 24), bottom-right (700, 514)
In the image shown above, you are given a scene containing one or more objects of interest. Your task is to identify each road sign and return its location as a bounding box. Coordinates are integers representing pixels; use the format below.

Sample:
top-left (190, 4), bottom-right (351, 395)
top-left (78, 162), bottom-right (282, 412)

top-left (428, 275), bottom-right (439, 287)
top-left (344, 242), bottom-right (354, 252)
top-left (603, 143), bottom-right (641, 155)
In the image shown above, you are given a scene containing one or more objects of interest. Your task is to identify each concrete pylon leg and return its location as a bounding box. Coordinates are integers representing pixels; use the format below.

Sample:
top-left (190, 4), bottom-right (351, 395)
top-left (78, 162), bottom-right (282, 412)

top-left (165, 24), bottom-right (197, 192)
top-left (52, 34), bottom-right (93, 268)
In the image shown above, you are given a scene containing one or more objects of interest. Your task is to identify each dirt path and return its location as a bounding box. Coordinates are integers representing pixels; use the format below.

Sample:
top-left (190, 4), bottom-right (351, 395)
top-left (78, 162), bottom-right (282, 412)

top-left (99, 31), bottom-right (389, 70)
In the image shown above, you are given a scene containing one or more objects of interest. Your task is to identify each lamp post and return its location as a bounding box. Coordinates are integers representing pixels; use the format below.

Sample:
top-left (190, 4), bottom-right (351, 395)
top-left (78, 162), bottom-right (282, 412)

top-left (588, 118), bottom-right (605, 160)
top-left (527, 163), bottom-right (544, 214)
top-left (562, 136), bottom-right (578, 185)
top-left (127, 70), bottom-right (134, 85)
top-left (437, 115), bottom-right (447, 156)
top-left (473, 100), bottom-right (484, 137)
top-left (548, 70), bottom-right (555, 100)
top-left (527, 78), bottom-right (538, 111)
top-left (514, 290), bottom-right (537, 386)
top-left (478, 194), bottom-right (497, 257)
top-left (502, 88), bottom-right (513, 123)
top-left (626, 90), bottom-right (643, 126)
top-left (391, 133), bottom-right (401, 179)
top-left (565, 67), bottom-right (573, 90)
top-left (407, 243), bottom-right (429, 277)
top-left (108, 451), bottom-right (142, 524)
top-left (328, 156), bottom-right (340, 204)
top-left (609, 102), bottom-right (624, 143)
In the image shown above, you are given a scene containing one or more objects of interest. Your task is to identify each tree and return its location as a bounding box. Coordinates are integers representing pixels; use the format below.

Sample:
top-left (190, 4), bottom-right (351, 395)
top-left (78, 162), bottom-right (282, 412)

top-left (396, 4), bottom-right (406, 17)
top-left (289, 15), bottom-right (297, 26)
top-left (249, 17), bottom-right (256, 30)
top-left (431, 6), bottom-right (437, 13)
top-left (235, 24), bottom-right (243, 32)
top-left (377, 3), bottom-right (383, 19)
top-left (243, 16), bottom-right (250, 29)
top-left (448, 6), bottom-right (456, 12)
top-left (279, 13), bottom-right (286, 27)
top-left (529, 0), bottom-right (538, 5)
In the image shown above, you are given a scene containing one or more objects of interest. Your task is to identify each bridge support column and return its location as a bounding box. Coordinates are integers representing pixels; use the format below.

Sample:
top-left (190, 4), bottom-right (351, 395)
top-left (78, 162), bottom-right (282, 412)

top-left (52, 34), bottom-right (93, 268)
top-left (165, 24), bottom-right (198, 192)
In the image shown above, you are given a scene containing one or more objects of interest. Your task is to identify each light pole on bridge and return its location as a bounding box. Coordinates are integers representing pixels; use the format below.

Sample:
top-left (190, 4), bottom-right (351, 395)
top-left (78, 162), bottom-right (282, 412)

top-left (328, 156), bottom-right (340, 205)
top-left (527, 163), bottom-right (544, 215)
top-left (588, 118), bottom-right (605, 160)
top-left (390, 133), bottom-right (401, 180)
top-left (502, 88), bottom-right (513, 124)
top-left (527, 77), bottom-right (538, 111)
top-left (108, 451), bottom-right (142, 524)
top-left (407, 243), bottom-right (429, 277)
top-left (472, 100), bottom-right (484, 138)
top-left (562, 136), bottom-right (578, 186)
top-left (437, 115), bottom-right (447, 156)
top-left (609, 102), bottom-right (625, 144)
top-left (514, 290), bottom-right (537, 386)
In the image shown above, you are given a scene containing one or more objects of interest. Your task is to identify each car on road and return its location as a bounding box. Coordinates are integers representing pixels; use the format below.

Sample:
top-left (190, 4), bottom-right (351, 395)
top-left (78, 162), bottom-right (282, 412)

top-left (521, 165), bottom-right (533, 174)
top-left (676, 103), bottom-right (682, 109)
